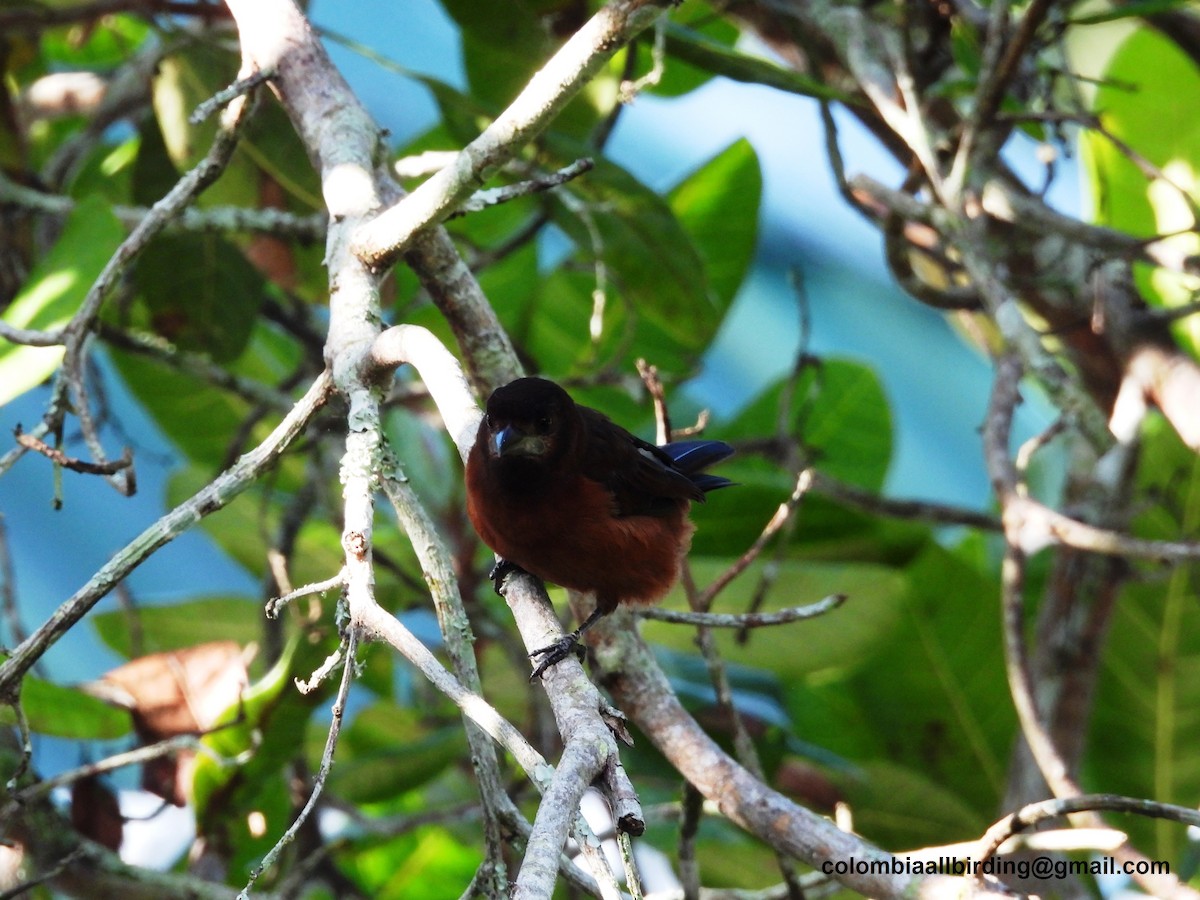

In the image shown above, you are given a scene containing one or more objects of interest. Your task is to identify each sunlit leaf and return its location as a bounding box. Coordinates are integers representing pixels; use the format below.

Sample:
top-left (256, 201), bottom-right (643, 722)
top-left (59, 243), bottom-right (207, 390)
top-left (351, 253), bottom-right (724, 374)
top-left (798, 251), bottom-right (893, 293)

top-left (0, 676), bottom-right (131, 740)
top-left (1080, 26), bottom-right (1200, 354)
top-left (0, 196), bottom-right (123, 405)
top-left (92, 596), bottom-right (263, 658)
top-left (670, 138), bottom-right (762, 312)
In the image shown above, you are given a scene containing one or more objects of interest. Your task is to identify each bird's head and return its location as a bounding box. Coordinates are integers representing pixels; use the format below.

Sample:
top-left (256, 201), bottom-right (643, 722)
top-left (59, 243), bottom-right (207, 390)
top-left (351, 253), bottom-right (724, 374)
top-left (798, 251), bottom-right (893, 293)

top-left (481, 377), bottom-right (576, 463)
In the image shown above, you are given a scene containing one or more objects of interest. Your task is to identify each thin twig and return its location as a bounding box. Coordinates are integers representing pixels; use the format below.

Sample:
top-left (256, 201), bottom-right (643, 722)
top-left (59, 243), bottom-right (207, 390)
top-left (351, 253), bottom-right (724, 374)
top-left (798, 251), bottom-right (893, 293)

top-left (239, 628), bottom-right (358, 899)
top-left (0, 848), bottom-right (87, 900)
top-left (352, 0), bottom-right (669, 269)
top-left (679, 782), bottom-right (704, 900)
top-left (975, 794), bottom-right (1200, 867)
top-left (266, 571), bottom-right (346, 619)
top-left (12, 426), bottom-right (132, 477)
top-left (697, 469), bottom-right (815, 610)
top-left (0, 516), bottom-right (29, 657)
top-left (638, 594), bottom-right (846, 627)
top-left (3, 732), bottom-right (249, 820)
top-left (451, 159), bottom-right (595, 216)
top-left (190, 69), bottom-right (275, 123)
top-left (637, 359), bottom-right (671, 445)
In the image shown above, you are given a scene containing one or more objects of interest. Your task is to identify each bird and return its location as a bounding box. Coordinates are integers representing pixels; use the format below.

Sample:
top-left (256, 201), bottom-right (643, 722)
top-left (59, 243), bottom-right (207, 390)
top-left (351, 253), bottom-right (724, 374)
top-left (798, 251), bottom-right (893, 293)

top-left (465, 376), bottom-right (734, 678)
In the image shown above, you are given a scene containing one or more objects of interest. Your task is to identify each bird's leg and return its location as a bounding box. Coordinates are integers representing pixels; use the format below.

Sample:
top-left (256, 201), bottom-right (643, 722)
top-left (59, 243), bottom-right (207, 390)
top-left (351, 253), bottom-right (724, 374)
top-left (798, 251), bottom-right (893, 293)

top-left (528, 606), bottom-right (607, 681)
top-left (488, 558), bottom-right (527, 595)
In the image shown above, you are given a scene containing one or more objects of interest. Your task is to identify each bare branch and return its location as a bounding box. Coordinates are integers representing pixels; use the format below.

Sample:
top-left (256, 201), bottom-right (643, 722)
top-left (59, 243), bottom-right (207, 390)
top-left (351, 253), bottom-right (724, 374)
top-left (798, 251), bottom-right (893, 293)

top-left (452, 159), bottom-right (595, 217)
top-left (12, 426), bottom-right (133, 478)
top-left (352, 0), bottom-right (671, 270)
top-left (0, 371), bottom-right (333, 700)
top-left (638, 594), bottom-right (845, 627)
top-left (975, 794), bottom-right (1200, 868)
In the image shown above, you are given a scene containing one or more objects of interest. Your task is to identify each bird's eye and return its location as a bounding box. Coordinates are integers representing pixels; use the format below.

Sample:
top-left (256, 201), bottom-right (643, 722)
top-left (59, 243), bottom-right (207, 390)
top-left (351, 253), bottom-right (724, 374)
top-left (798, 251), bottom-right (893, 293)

top-left (536, 415), bottom-right (553, 433)
top-left (485, 414), bottom-right (495, 429)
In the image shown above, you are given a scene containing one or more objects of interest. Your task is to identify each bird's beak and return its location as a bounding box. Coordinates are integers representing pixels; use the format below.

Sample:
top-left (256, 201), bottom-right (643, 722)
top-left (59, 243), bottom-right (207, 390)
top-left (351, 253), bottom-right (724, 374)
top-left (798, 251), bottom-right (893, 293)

top-left (490, 425), bottom-right (547, 458)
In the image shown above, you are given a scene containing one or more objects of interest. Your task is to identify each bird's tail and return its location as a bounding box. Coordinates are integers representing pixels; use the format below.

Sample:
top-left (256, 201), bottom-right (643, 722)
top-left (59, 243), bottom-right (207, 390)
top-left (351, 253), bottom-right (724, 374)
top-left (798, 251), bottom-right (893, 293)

top-left (661, 440), bottom-right (735, 494)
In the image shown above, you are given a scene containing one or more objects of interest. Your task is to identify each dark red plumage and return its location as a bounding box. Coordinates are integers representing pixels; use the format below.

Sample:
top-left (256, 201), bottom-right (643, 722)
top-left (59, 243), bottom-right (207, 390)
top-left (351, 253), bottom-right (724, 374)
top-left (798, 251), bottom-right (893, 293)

top-left (465, 377), bottom-right (733, 674)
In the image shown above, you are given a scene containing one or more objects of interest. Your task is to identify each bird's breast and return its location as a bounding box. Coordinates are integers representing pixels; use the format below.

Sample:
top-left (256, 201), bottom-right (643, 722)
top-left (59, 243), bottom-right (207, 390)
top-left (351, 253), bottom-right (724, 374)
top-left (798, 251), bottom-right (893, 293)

top-left (466, 460), bottom-right (692, 608)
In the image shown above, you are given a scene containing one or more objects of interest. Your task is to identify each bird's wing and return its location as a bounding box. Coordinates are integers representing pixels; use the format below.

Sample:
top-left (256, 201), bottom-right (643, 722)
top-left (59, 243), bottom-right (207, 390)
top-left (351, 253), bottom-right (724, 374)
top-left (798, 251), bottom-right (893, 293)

top-left (577, 407), bottom-right (705, 517)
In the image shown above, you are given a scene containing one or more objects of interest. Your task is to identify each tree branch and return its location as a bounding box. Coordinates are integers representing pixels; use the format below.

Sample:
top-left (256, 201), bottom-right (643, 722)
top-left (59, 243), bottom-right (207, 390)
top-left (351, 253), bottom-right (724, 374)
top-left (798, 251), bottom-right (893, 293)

top-left (351, 0), bottom-right (671, 270)
top-left (0, 371), bottom-right (333, 700)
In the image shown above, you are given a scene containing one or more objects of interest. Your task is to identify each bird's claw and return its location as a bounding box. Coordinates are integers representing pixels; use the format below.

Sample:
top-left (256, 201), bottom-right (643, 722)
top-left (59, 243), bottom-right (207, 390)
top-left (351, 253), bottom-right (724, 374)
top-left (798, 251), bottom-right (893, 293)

top-left (488, 558), bottom-right (524, 595)
top-left (528, 631), bottom-right (585, 681)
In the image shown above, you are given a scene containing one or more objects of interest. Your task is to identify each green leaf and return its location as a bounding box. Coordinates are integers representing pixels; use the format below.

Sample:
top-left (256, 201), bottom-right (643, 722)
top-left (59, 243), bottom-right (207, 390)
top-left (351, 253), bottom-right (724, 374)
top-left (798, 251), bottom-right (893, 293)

top-left (727, 358), bottom-right (894, 490)
top-left (1, 676), bottom-right (131, 740)
top-left (92, 596), bottom-right (263, 658)
top-left (637, 8), bottom-right (740, 99)
top-left (325, 705), bottom-right (467, 803)
top-left (670, 138), bottom-right (762, 314)
top-left (0, 196), bottom-right (123, 405)
top-left (1090, 426), bottom-right (1200, 859)
top-left (1091, 572), bottom-right (1200, 860)
top-left (133, 234), bottom-right (266, 362)
top-left (108, 320), bottom-right (299, 469)
top-left (193, 638), bottom-right (323, 878)
top-left (841, 542), bottom-right (1015, 838)
top-left (1071, 0), bottom-right (1198, 26)
top-left (641, 559), bottom-right (909, 679)
top-left (1081, 27), bottom-right (1200, 354)
top-left (350, 827), bottom-right (482, 899)
top-left (152, 44), bottom-right (237, 171)
top-left (132, 115), bottom-right (183, 207)
top-left (841, 760), bottom-right (990, 847)
top-left (40, 14), bottom-right (151, 69)
top-left (547, 155), bottom-right (716, 361)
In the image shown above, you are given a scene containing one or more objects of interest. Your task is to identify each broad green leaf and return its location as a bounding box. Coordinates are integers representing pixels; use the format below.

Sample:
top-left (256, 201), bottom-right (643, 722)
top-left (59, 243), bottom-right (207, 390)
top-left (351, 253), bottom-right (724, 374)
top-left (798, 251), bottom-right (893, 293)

top-left (727, 358), bottom-right (894, 491)
top-left (1091, 573), bottom-right (1200, 860)
top-left (0, 676), bottom-right (131, 740)
top-left (641, 9), bottom-right (740, 99)
top-left (323, 705), bottom-right (467, 803)
top-left (92, 596), bottom-right (263, 658)
top-left (109, 351), bottom-right (253, 468)
top-left (641, 558), bottom-right (908, 679)
top-left (687, 822), bottom-right (789, 890)
top-left (1081, 27), bottom-right (1200, 354)
top-left (151, 44), bottom-right (262, 210)
top-left (549, 156), bottom-right (716, 353)
top-left (152, 44), bottom-right (235, 169)
top-left (1091, 426), bottom-right (1200, 859)
top-left (669, 138), bottom-right (761, 314)
top-left (40, 14), bottom-right (151, 69)
top-left (350, 827), bottom-right (482, 900)
top-left (840, 542), bottom-right (1014, 837)
top-left (0, 196), bottom-right (123, 405)
top-left (164, 466), bottom-right (420, 616)
top-left (661, 21), bottom-right (851, 103)
top-left (238, 100), bottom-right (324, 211)
top-left (133, 234), bottom-right (266, 362)
top-left (108, 320), bottom-right (300, 469)
top-left (163, 468), bottom-right (331, 578)
top-left (132, 115), bottom-right (183, 207)
top-left (1071, 0), bottom-right (1198, 26)
top-left (841, 760), bottom-right (990, 848)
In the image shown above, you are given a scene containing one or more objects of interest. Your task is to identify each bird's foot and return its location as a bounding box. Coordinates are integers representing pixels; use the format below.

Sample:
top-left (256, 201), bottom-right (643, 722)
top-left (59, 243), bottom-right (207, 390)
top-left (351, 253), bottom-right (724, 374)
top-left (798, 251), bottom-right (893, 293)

top-left (488, 558), bottom-right (525, 595)
top-left (528, 630), bottom-right (586, 681)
